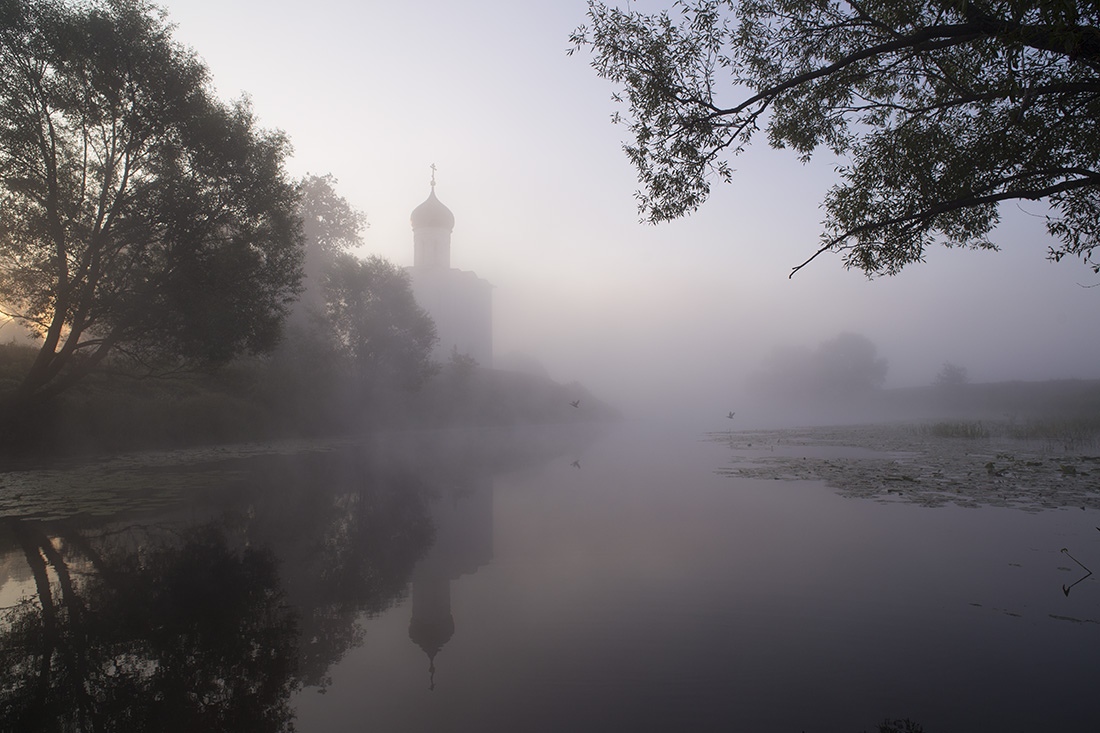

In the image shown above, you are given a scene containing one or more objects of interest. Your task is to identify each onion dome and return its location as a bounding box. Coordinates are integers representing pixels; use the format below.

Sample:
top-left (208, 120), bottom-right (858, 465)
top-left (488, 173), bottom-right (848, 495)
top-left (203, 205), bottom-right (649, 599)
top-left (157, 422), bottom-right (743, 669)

top-left (410, 188), bottom-right (455, 231)
top-left (409, 612), bottom-right (454, 691)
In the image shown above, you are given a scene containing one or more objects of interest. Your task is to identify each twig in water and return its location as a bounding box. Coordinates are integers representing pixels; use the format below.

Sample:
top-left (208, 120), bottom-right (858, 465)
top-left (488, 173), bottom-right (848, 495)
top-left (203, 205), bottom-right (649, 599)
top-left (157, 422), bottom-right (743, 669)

top-left (1061, 547), bottom-right (1093, 597)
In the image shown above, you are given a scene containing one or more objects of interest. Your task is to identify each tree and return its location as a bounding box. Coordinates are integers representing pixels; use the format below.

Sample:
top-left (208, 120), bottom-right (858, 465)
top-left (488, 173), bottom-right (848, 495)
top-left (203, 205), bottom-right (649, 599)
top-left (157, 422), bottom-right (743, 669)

top-left (934, 360), bottom-right (970, 386)
top-left (0, 0), bottom-right (303, 411)
top-left (752, 331), bottom-right (888, 401)
top-left (292, 174), bottom-right (366, 325)
top-left (570, 1), bottom-right (1100, 276)
top-left (284, 175), bottom-right (438, 397)
top-left (266, 176), bottom-right (438, 430)
top-left (814, 332), bottom-right (889, 393)
top-left (322, 253), bottom-right (438, 392)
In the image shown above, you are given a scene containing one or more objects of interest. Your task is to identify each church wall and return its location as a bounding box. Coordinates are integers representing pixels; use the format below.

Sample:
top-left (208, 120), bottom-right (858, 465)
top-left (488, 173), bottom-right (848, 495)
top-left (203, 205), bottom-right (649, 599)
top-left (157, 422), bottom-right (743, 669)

top-left (409, 269), bottom-right (493, 367)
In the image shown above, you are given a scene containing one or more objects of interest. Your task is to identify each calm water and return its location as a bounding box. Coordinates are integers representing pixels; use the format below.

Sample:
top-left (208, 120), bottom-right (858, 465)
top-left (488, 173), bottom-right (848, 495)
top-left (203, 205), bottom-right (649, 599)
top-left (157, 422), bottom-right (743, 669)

top-left (1, 422), bottom-right (1099, 732)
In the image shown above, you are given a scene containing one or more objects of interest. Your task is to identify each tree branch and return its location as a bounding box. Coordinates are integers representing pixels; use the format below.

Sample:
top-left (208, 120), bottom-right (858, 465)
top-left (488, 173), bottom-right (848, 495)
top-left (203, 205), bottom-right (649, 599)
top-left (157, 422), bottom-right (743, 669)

top-left (706, 23), bottom-right (988, 123)
top-left (790, 174), bottom-right (1100, 278)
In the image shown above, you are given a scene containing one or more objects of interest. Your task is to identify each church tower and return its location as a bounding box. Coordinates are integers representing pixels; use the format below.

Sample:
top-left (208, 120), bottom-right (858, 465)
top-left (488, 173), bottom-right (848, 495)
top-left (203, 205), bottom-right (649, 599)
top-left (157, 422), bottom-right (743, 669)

top-left (407, 167), bottom-right (493, 366)
top-left (411, 167), bottom-right (454, 269)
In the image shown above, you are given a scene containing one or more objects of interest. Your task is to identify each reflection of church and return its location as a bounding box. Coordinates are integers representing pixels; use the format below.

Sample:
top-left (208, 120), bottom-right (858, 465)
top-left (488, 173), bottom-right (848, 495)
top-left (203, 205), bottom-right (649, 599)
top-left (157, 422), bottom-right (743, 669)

top-left (407, 172), bottom-right (493, 366)
top-left (407, 475), bottom-right (494, 689)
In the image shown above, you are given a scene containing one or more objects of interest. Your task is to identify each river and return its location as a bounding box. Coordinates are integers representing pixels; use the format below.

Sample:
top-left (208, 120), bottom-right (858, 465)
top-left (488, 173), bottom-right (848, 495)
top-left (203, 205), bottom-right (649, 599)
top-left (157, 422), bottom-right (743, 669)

top-left (1, 421), bottom-right (1098, 732)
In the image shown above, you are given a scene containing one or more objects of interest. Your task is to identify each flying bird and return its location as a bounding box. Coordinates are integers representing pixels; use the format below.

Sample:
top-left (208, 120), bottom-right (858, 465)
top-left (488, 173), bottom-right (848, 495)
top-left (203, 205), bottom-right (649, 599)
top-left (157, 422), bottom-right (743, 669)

top-left (727, 411), bottom-right (735, 419)
top-left (571, 460), bottom-right (580, 469)
top-left (570, 400), bottom-right (580, 408)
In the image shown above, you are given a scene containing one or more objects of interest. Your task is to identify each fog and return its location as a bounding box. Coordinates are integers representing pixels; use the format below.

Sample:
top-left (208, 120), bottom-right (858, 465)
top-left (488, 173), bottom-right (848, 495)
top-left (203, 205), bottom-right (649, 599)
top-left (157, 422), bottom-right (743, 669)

top-left (52, 0), bottom-right (1100, 425)
top-left (7, 6), bottom-right (1100, 729)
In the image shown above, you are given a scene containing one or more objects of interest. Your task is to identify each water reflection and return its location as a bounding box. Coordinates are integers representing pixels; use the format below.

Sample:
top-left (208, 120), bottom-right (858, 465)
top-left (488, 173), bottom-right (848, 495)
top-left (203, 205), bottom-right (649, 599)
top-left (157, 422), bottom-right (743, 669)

top-left (4, 423), bottom-right (1100, 732)
top-left (408, 472), bottom-right (493, 690)
top-left (1, 520), bottom-right (300, 732)
top-left (1060, 546), bottom-right (1094, 597)
top-left (0, 427), bottom-right (583, 732)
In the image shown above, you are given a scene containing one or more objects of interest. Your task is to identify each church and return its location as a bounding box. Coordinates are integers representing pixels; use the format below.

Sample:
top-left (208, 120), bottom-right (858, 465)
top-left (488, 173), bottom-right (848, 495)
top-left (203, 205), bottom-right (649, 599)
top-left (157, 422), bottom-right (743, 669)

top-left (406, 173), bottom-right (493, 367)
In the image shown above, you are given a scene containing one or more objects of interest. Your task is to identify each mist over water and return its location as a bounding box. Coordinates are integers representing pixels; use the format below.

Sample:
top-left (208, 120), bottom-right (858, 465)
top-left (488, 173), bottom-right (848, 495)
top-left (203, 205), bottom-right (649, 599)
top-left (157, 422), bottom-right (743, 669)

top-left (4, 423), bottom-right (1099, 732)
top-left (3, 2), bottom-right (1100, 731)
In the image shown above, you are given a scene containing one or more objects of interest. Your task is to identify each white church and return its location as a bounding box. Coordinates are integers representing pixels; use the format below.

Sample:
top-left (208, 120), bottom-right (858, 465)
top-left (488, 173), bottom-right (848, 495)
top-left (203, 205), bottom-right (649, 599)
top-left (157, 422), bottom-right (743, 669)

top-left (406, 174), bottom-right (493, 367)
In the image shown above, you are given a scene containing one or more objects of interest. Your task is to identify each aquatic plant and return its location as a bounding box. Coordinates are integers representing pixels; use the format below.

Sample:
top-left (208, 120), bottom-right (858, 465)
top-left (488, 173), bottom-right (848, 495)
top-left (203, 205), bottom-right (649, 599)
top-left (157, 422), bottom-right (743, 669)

top-left (1004, 417), bottom-right (1100, 452)
top-left (868, 720), bottom-right (925, 733)
top-left (917, 421), bottom-right (988, 439)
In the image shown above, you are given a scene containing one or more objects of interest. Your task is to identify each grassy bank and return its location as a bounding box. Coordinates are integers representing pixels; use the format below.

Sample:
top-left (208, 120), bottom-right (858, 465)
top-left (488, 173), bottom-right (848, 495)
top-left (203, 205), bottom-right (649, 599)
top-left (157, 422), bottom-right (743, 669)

top-left (0, 343), bottom-right (617, 460)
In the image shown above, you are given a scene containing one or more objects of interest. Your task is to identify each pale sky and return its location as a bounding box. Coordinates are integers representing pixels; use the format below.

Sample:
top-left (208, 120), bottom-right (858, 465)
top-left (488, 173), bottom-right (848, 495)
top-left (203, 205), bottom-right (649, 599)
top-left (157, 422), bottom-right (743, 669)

top-left (10, 0), bottom-right (1098, 419)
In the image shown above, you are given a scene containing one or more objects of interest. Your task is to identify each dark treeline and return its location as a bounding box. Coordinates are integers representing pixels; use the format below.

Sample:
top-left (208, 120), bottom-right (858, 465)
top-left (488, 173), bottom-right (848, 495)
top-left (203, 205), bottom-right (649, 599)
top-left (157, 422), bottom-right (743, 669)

top-left (0, 337), bottom-right (614, 460)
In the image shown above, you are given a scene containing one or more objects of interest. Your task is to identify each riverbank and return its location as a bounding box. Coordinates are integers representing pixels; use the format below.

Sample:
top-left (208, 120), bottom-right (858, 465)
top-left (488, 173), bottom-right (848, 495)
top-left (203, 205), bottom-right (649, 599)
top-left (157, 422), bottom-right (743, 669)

top-left (0, 343), bottom-right (618, 462)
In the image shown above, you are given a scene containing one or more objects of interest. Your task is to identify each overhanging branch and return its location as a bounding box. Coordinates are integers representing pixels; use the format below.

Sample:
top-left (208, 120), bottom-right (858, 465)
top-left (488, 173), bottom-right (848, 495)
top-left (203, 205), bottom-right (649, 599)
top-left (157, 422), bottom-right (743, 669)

top-left (790, 174), bottom-right (1099, 277)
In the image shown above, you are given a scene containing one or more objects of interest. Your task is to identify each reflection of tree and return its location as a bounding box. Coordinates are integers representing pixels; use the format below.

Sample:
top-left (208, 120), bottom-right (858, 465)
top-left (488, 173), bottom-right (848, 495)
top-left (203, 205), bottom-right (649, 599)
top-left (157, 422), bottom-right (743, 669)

top-left (0, 520), bottom-right (299, 733)
top-left (0, 451), bottom-right (435, 731)
top-left (278, 463), bottom-right (434, 688)
top-left (0, 430), bottom-right (574, 726)
top-left (190, 449), bottom-right (435, 689)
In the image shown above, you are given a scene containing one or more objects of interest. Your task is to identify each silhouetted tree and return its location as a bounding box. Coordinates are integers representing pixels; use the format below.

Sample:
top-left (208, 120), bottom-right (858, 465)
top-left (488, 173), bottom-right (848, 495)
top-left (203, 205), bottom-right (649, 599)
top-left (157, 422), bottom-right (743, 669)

top-left (0, 0), bottom-right (303, 411)
top-left (267, 176), bottom-right (438, 427)
top-left (447, 345), bottom-right (478, 383)
top-left (934, 361), bottom-right (969, 387)
top-left (753, 332), bottom-right (888, 401)
top-left (816, 332), bottom-right (889, 393)
top-left (571, 1), bottom-right (1100, 276)
top-left (292, 174), bottom-right (367, 326)
top-left (323, 254), bottom-right (438, 392)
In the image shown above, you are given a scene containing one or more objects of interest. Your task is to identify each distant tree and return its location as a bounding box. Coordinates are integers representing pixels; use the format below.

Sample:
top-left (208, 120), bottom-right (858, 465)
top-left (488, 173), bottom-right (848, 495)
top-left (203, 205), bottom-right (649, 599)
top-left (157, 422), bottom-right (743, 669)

top-left (815, 332), bottom-right (889, 394)
top-left (447, 344), bottom-right (478, 383)
top-left (934, 361), bottom-right (970, 387)
top-left (323, 254), bottom-right (438, 391)
top-left (288, 176), bottom-right (438, 399)
top-left (570, 1), bottom-right (1100, 276)
top-left (0, 0), bottom-right (303, 411)
top-left (753, 332), bottom-right (888, 400)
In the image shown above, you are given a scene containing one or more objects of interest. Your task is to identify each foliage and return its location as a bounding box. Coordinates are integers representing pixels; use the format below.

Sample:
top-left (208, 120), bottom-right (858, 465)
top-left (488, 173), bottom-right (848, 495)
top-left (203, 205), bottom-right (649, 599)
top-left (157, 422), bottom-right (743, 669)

top-left (753, 331), bottom-right (888, 400)
top-left (292, 174), bottom-right (367, 322)
top-left (1005, 414), bottom-right (1100, 450)
top-left (289, 175), bottom-right (438, 398)
top-left (0, 0), bottom-right (303, 410)
top-left (916, 419), bottom-right (988, 438)
top-left (0, 340), bottom-right (35, 386)
top-left (323, 253), bottom-right (438, 391)
top-left (298, 174), bottom-right (367, 261)
top-left (934, 361), bottom-right (969, 386)
top-left (570, 1), bottom-right (1100, 276)
top-left (869, 719), bottom-right (925, 733)
top-left (447, 344), bottom-right (478, 382)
